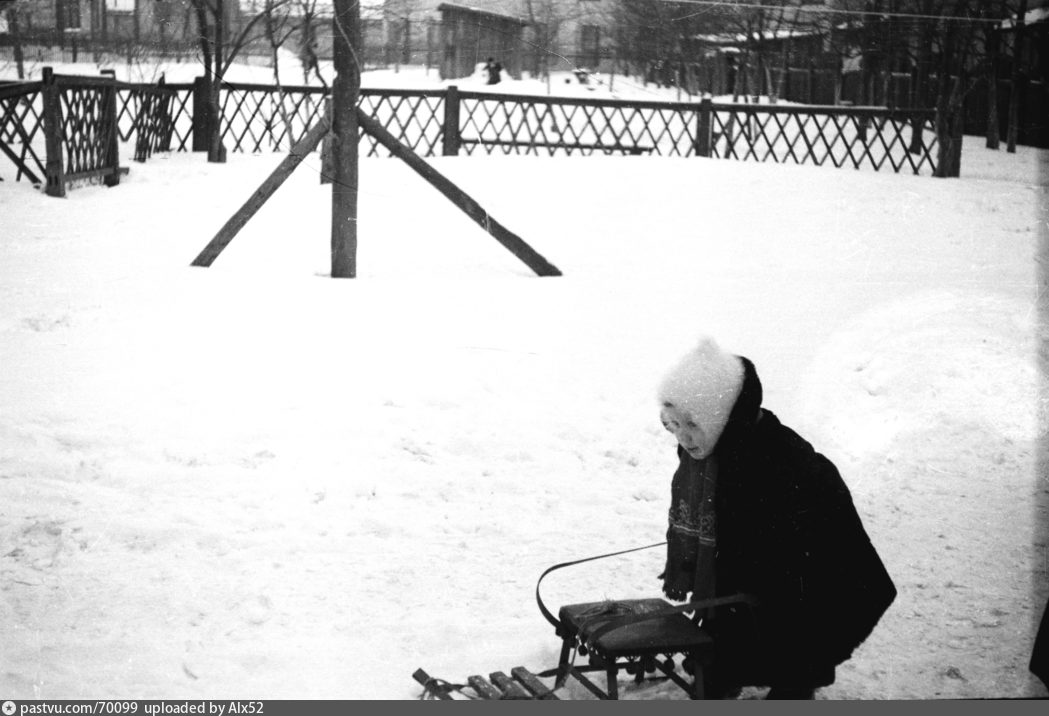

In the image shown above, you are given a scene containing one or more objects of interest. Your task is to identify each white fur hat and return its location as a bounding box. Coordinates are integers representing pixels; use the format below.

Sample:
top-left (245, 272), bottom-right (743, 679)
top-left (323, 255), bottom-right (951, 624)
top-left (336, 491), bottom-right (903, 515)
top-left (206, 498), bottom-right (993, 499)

top-left (657, 337), bottom-right (745, 453)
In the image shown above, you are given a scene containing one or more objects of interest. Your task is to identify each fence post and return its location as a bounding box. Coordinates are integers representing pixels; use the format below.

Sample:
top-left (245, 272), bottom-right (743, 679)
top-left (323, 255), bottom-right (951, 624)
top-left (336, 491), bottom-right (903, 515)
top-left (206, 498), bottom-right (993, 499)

top-left (102, 71), bottom-right (121, 186)
top-left (157, 75), bottom-right (174, 153)
top-left (694, 96), bottom-right (712, 157)
top-left (41, 67), bottom-right (66, 198)
top-left (442, 84), bottom-right (460, 156)
top-left (192, 76), bottom-right (208, 152)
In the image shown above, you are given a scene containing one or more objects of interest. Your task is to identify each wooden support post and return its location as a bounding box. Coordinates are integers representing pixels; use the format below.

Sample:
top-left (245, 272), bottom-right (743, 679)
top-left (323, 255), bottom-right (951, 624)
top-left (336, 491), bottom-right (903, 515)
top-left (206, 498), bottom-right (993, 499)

top-left (319, 98), bottom-right (333, 185)
top-left (103, 74), bottom-right (121, 187)
top-left (190, 116), bottom-right (330, 267)
top-left (192, 76), bottom-right (208, 152)
top-left (442, 84), bottom-right (460, 156)
top-left (330, 0), bottom-right (360, 278)
top-left (356, 107), bottom-right (561, 277)
top-left (694, 97), bottom-right (712, 157)
top-left (41, 67), bottom-right (65, 198)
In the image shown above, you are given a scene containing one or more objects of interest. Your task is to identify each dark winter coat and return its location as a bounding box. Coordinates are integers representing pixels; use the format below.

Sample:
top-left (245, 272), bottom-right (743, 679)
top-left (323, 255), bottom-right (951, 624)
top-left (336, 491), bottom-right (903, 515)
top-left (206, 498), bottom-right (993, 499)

top-left (670, 357), bottom-right (897, 689)
top-left (1031, 596), bottom-right (1049, 690)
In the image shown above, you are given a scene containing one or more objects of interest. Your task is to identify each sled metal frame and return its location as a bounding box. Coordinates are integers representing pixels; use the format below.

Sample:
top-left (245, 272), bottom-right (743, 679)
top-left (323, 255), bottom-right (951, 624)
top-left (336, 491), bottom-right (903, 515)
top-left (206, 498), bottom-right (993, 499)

top-left (538, 598), bottom-right (717, 700)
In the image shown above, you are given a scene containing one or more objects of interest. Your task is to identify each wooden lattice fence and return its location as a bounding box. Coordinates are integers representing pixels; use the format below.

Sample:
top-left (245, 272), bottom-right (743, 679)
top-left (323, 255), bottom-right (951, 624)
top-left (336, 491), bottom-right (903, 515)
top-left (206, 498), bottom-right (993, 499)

top-left (1, 72), bottom-right (945, 192)
top-left (204, 82), bottom-right (939, 175)
top-left (706, 102), bottom-right (938, 174)
top-left (195, 81), bottom-right (447, 158)
top-left (116, 81), bottom-right (195, 153)
top-left (0, 80), bottom-right (46, 185)
top-left (1, 72), bottom-right (196, 191)
top-left (41, 68), bottom-right (123, 196)
top-left (450, 91), bottom-right (939, 174)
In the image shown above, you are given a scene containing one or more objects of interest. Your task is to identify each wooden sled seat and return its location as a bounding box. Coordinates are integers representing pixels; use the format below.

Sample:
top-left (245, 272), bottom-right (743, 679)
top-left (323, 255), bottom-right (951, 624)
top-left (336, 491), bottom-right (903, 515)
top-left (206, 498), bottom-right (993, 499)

top-left (544, 598), bottom-right (716, 699)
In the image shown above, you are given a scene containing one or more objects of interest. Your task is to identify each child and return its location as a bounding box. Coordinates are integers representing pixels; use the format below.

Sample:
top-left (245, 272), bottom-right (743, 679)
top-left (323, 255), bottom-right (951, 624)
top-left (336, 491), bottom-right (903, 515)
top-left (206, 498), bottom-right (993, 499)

top-left (657, 337), bottom-right (896, 699)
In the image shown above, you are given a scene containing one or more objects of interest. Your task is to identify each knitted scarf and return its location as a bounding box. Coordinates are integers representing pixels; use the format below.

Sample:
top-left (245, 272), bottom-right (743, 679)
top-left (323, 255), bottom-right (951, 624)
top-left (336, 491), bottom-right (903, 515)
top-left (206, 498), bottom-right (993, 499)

top-left (662, 453), bottom-right (718, 602)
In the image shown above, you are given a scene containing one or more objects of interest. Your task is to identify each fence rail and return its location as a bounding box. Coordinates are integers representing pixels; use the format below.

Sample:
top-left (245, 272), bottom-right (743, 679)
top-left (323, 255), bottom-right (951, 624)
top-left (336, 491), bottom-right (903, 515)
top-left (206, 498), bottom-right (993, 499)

top-left (1, 72), bottom-right (942, 192)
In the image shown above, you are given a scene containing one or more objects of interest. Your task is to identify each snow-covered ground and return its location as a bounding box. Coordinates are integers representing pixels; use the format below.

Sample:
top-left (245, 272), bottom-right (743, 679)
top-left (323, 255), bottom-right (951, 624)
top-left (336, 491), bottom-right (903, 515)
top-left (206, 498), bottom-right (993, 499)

top-left (1, 61), bottom-right (1048, 701)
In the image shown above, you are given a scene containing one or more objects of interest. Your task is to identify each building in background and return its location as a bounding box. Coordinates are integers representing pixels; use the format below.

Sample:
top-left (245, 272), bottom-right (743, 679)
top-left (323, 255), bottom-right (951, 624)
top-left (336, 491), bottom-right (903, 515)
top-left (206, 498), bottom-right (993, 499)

top-left (434, 3), bottom-right (524, 79)
top-left (377, 0), bottom-right (618, 79)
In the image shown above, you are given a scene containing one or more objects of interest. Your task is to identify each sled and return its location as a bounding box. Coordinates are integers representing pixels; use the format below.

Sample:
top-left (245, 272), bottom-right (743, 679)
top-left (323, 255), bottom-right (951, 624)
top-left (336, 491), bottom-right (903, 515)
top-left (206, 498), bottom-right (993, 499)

top-left (413, 543), bottom-right (759, 700)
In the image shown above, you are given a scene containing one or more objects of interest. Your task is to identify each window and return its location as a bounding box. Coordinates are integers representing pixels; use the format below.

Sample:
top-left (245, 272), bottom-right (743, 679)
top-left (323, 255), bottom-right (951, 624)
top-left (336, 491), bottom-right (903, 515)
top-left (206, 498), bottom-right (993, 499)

top-left (57, 0), bottom-right (82, 29)
top-left (580, 25), bottom-right (600, 68)
top-left (154, 1), bottom-right (173, 26)
top-left (105, 0), bottom-right (135, 13)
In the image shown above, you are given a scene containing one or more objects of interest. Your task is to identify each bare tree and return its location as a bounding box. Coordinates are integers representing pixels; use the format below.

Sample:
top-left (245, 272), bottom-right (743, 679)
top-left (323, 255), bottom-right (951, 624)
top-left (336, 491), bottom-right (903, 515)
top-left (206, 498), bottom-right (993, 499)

top-left (383, 0), bottom-right (421, 69)
top-left (980, 0), bottom-right (1012, 149)
top-left (2, 0), bottom-right (27, 80)
top-left (296, 0), bottom-right (327, 88)
top-left (189, 0), bottom-right (272, 163)
top-left (842, 1), bottom-right (1005, 173)
top-left (522, 0), bottom-right (563, 79)
top-left (613, 0), bottom-right (721, 84)
top-left (719, 0), bottom-right (795, 101)
top-left (926, 0), bottom-right (983, 176)
top-left (261, 0), bottom-right (296, 85)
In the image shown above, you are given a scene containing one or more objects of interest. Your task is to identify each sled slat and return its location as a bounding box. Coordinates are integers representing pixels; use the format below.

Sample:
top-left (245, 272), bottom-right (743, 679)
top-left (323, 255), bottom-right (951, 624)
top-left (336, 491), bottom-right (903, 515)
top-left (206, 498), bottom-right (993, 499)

top-left (467, 675), bottom-right (504, 700)
top-left (490, 670), bottom-right (532, 699)
top-left (511, 666), bottom-right (559, 699)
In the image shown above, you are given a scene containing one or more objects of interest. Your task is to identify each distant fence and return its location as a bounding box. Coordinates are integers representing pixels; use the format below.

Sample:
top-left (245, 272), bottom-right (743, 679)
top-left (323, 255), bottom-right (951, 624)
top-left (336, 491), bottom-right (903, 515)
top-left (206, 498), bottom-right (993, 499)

top-left (1, 72), bottom-right (942, 192)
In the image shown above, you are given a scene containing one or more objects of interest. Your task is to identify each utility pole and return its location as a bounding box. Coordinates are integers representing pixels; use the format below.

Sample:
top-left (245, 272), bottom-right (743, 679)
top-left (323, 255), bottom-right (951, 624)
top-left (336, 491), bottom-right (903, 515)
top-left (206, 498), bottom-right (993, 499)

top-left (330, 0), bottom-right (360, 277)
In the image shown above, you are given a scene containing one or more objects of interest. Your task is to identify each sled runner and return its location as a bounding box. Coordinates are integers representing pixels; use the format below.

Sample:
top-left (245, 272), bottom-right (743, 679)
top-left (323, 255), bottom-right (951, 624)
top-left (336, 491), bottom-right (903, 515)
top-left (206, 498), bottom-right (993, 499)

top-left (413, 543), bottom-right (758, 700)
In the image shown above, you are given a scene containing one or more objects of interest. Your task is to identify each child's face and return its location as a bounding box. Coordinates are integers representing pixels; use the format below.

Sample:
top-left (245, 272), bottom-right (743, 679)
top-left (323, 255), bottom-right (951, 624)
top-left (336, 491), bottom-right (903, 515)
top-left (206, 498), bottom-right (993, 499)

top-left (660, 403), bottom-right (712, 459)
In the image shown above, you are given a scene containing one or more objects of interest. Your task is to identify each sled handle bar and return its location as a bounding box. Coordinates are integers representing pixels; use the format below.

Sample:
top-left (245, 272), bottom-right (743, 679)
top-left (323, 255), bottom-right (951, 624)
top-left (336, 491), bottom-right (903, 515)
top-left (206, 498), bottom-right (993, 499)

top-left (534, 541), bottom-right (667, 631)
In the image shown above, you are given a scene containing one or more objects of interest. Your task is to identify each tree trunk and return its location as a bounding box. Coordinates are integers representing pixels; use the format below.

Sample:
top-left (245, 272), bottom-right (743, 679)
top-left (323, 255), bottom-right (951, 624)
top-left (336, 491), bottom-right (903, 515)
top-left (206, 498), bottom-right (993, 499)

top-left (265, 13), bottom-right (295, 151)
top-left (1007, 0), bottom-right (1028, 153)
top-left (775, 32), bottom-right (791, 103)
top-left (209, 0), bottom-right (227, 163)
top-left (190, 0), bottom-right (225, 163)
top-left (6, 8), bottom-right (25, 80)
top-left (909, 17), bottom-right (932, 154)
top-left (986, 28), bottom-right (1000, 150)
top-left (330, 0), bottom-right (360, 278)
top-left (934, 20), bottom-right (965, 179)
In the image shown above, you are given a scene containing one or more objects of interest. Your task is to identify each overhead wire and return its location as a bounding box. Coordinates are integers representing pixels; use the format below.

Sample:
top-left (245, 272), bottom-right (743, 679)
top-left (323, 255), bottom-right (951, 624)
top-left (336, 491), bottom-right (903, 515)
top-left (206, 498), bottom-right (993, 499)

top-left (652, 0), bottom-right (1009, 24)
